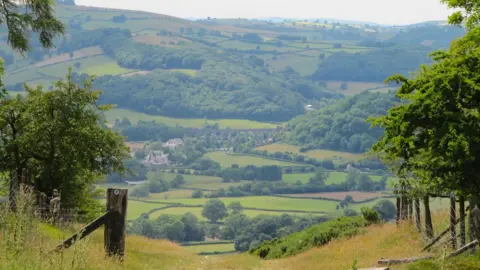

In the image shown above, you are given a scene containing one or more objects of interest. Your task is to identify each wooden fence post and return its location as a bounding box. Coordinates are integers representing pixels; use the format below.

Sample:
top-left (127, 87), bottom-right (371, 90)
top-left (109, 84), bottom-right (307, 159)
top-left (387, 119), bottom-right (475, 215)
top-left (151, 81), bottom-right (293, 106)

top-left (450, 192), bottom-right (457, 250)
top-left (408, 198), bottom-right (414, 225)
top-left (459, 196), bottom-right (466, 247)
top-left (105, 188), bottom-right (128, 260)
top-left (415, 198), bottom-right (421, 232)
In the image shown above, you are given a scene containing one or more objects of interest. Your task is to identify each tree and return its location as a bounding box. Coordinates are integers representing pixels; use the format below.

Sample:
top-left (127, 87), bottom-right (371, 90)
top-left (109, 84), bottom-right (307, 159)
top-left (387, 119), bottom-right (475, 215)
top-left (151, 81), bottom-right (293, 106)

top-left (373, 199), bottom-right (396, 221)
top-left (192, 190), bottom-right (203, 198)
top-left (171, 174), bottom-right (186, 188)
top-left (344, 208), bottom-right (357, 217)
top-left (308, 168), bottom-right (327, 186)
top-left (221, 213), bottom-right (250, 240)
top-left (202, 198), bottom-right (228, 223)
top-left (130, 184), bottom-right (150, 198)
top-left (228, 202), bottom-right (244, 214)
top-left (206, 224), bottom-right (220, 239)
top-left (181, 213), bottom-right (205, 241)
top-left (340, 82), bottom-right (348, 90)
top-left (361, 207), bottom-right (381, 224)
top-left (148, 179), bottom-right (169, 193)
top-left (0, 0), bottom-right (64, 99)
top-left (0, 72), bottom-right (129, 211)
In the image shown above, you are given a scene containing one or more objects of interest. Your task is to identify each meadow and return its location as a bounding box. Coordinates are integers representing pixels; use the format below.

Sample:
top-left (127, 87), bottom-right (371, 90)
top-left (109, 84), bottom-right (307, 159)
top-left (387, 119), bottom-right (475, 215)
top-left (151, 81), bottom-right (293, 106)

top-left (283, 172), bottom-right (397, 186)
top-left (148, 172), bottom-right (245, 191)
top-left (203, 152), bottom-right (305, 167)
top-left (104, 108), bottom-right (278, 129)
top-left (256, 143), bottom-right (365, 161)
top-left (183, 243), bottom-right (236, 254)
top-left (326, 80), bottom-right (388, 96)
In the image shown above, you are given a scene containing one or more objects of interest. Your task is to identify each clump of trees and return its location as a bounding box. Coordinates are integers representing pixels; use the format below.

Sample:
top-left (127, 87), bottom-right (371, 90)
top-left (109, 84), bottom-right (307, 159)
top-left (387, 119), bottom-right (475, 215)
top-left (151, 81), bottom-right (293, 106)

top-left (129, 213), bottom-right (206, 242)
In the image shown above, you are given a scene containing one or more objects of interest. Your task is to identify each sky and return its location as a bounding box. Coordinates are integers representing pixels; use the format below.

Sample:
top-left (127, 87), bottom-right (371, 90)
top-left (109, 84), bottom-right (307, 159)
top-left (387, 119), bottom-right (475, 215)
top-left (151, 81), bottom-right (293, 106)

top-left (75, 0), bottom-right (454, 26)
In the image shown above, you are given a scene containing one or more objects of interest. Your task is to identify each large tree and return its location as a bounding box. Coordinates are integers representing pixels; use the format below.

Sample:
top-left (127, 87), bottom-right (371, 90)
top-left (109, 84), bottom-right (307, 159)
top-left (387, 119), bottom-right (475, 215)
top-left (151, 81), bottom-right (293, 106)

top-left (0, 72), bottom-right (129, 210)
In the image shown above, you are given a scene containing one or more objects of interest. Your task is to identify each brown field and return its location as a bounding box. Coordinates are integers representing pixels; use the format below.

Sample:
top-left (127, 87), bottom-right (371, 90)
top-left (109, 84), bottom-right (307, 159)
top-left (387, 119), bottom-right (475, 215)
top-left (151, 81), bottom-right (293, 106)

top-left (133, 34), bottom-right (192, 47)
top-left (284, 191), bottom-right (387, 201)
top-left (35, 46), bottom-right (104, 68)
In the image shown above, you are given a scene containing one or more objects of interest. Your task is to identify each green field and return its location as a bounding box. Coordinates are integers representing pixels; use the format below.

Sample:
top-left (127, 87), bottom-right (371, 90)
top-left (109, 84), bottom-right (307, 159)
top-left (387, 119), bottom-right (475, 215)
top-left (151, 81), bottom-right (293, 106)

top-left (148, 206), bottom-right (324, 220)
top-left (104, 108), bottom-right (278, 129)
top-left (283, 172), bottom-right (397, 186)
top-left (183, 243), bottom-right (236, 254)
top-left (326, 81), bottom-right (388, 96)
top-left (98, 199), bottom-right (169, 220)
top-left (148, 172), bottom-right (245, 191)
top-left (148, 196), bottom-right (338, 213)
top-left (39, 55), bottom-right (135, 78)
top-left (256, 143), bottom-right (365, 161)
top-left (203, 152), bottom-right (305, 168)
top-left (268, 55), bottom-right (319, 76)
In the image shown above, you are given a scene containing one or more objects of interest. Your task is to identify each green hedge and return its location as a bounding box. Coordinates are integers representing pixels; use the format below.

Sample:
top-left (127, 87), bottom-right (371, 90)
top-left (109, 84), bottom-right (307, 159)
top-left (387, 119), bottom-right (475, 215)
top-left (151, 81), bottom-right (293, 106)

top-left (249, 216), bottom-right (368, 259)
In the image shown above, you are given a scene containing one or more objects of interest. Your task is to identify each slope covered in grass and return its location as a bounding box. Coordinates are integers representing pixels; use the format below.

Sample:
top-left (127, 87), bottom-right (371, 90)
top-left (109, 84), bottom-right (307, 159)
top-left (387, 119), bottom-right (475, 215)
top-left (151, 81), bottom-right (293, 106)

top-left (249, 216), bottom-right (368, 259)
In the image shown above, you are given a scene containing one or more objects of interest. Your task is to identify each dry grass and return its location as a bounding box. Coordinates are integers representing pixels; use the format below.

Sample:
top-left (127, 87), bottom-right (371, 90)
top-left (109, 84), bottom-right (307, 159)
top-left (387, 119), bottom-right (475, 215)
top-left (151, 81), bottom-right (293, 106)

top-left (262, 223), bottom-right (431, 270)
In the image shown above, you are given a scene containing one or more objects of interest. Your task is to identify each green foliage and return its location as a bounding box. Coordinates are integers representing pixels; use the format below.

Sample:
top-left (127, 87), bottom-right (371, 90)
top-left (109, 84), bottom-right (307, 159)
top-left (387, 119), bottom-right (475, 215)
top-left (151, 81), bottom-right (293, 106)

top-left (130, 184), bottom-right (150, 198)
top-left (228, 202), bottom-right (244, 214)
top-left (148, 178), bottom-right (169, 193)
top-left (249, 216), bottom-right (367, 259)
top-left (308, 168), bottom-right (328, 186)
top-left (369, 28), bottom-right (480, 196)
top-left (191, 190), bottom-right (204, 198)
top-left (120, 121), bottom-right (185, 141)
top-left (0, 72), bottom-right (129, 211)
top-left (129, 212), bottom-right (205, 242)
top-left (107, 158), bottom-right (147, 183)
top-left (344, 208), bottom-right (358, 217)
top-left (286, 91), bottom-right (398, 153)
top-left (441, 0), bottom-right (480, 29)
top-left (311, 46), bottom-right (432, 82)
top-left (171, 175), bottom-right (186, 188)
top-left (360, 207), bottom-right (380, 224)
top-left (201, 199), bottom-right (228, 223)
top-left (373, 199), bottom-right (396, 221)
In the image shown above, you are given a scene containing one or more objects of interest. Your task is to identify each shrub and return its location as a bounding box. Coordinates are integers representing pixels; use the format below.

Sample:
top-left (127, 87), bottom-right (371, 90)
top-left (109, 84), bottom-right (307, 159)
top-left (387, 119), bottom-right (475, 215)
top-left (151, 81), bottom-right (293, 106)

top-left (361, 207), bottom-right (381, 224)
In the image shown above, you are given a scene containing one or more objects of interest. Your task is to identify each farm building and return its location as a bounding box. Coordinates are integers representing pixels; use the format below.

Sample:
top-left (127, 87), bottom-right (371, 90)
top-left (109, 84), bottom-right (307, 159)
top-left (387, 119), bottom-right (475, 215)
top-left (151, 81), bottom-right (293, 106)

top-left (162, 138), bottom-right (184, 149)
top-left (145, 151), bottom-right (170, 165)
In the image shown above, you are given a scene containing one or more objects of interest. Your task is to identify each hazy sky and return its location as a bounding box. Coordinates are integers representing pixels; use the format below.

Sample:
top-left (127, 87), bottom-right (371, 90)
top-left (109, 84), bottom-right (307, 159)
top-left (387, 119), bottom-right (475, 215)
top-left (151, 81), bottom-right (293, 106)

top-left (75, 0), bottom-right (453, 25)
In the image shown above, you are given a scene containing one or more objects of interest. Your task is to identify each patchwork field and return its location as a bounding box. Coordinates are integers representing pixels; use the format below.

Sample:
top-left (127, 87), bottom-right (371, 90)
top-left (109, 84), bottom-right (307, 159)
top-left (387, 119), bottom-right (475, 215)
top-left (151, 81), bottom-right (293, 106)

top-left (283, 172), bottom-right (397, 186)
top-left (203, 152), bottom-right (305, 168)
top-left (256, 143), bottom-right (365, 161)
top-left (148, 172), bottom-right (245, 191)
top-left (104, 108), bottom-right (278, 129)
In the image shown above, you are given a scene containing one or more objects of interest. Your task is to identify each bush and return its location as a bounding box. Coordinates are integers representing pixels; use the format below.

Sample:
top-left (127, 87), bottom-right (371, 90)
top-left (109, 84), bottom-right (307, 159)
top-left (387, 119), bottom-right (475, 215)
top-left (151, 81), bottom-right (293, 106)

top-left (373, 199), bottom-right (397, 221)
top-left (148, 179), bottom-right (169, 193)
top-left (191, 190), bottom-right (204, 198)
top-left (130, 184), bottom-right (150, 198)
top-left (361, 207), bottom-right (381, 224)
top-left (344, 208), bottom-right (358, 217)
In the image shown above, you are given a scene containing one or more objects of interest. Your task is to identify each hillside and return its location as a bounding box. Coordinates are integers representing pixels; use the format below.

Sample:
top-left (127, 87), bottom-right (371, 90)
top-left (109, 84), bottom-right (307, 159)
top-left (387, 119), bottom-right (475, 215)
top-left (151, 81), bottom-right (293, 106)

top-left (1, 3), bottom-right (465, 123)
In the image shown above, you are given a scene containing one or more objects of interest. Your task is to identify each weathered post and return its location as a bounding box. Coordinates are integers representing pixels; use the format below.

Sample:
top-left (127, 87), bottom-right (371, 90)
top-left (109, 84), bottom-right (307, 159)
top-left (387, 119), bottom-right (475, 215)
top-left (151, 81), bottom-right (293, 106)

top-left (105, 188), bottom-right (128, 260)
top-left (401, 195), bottom-right (408, 221)
top-left (415, 198), bottom-right (421, 232)
top-left (459, 196), bottom-right (466, 247)
top-left (424, 195), bottom-right (434, 238)
top-left (450, 192), bottom-right (457, 250)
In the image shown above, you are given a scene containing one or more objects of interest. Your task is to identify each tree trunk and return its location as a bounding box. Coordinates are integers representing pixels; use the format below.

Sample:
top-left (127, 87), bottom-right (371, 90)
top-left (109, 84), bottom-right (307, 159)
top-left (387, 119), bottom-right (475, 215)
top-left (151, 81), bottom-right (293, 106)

top-left (396, 197), bottom-right (401, 225)
top-left (459, 196), bottom-right (466, 247)
top-left (402, 195), bottom-right (408, 221)
top-left (408, 198), bottom-right (414, 225)
top-left (415, 198), bottom-right (421, 232)
top-left (424, 195), bottom-right (434, 239)
top-left (450, 193), bottom-right (457, 250)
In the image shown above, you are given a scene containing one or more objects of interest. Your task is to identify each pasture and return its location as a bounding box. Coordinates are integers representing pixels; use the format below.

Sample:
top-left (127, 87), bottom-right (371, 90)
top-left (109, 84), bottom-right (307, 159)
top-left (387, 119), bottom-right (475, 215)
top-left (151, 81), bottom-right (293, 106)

top-left (256, 143), bottom-right (365, 161)
top-left (283, 172), bottom-right (397, 186)
top-left (267, 55), bottom-right (319, 76)
top-left (104, 108), bottom-right (278, 129)
top-left (183, 243), bottom-right (236, 254)
top-left (326, 81), bottom-right (387, 96)
top-left (203, 152), bottom-right (304, 168)
top-left (148, 172), bottom-right (245, 191)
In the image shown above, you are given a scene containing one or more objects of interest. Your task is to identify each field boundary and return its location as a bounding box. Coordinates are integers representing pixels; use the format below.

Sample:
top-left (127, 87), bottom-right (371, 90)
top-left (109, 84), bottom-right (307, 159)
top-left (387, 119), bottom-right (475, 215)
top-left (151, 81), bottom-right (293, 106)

top-left (225, 153), bottom-right (312, 167)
